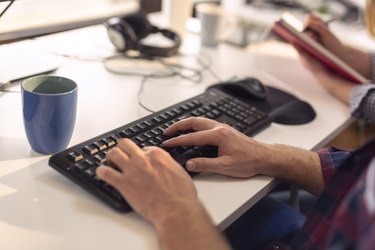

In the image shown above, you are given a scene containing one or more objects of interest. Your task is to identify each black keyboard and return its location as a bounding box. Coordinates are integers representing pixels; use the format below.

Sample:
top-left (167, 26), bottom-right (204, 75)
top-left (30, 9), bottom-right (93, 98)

top-left (49, 88), bottom-right (272, 212)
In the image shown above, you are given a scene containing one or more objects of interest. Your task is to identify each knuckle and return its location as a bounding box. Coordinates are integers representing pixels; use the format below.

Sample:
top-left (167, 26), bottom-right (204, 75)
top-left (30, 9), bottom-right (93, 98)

top-left (196, 159), bottom-right (209, 171)
top-left (101, 168), bottom-right (119, 184)
top-left (106, 148), bottom-right (120, 158)
top-left (148, 147), bottom-right (162, 157)
top-left (117, 138), bottom-right (127, 146)
top-left (215, 126), bottom-right (231, 137)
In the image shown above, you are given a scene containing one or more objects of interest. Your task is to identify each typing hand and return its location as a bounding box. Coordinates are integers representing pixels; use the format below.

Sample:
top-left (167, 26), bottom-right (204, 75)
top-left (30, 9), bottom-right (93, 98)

top-left (163, 117), bottom-right (270, 178)
top-left (96, 139), bottom-right (199, 225)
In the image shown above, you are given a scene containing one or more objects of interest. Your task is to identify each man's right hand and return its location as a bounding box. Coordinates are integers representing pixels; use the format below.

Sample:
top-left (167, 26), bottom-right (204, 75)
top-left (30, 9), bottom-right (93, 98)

top-left (164, 117), bottom-right (324, 196)
top-left (163, 117), bottom-right (272, 178)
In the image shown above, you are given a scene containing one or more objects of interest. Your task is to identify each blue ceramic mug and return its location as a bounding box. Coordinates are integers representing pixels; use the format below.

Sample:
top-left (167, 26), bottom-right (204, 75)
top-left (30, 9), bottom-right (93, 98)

top-left (21, 76), bottom-right (78, 154)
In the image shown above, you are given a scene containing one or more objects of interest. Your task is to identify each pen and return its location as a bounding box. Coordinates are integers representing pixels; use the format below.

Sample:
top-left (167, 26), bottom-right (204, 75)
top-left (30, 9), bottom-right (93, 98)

top-left (303, 16), bottom-right (340, 33)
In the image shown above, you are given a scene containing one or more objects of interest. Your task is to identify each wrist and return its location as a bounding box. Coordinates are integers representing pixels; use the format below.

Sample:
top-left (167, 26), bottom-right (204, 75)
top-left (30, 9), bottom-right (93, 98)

top-left (152, 198), bottom-right (205, 230)
top-left (253, 143), bottom-right (286, 177)
top-left (256, 143), bottom-right (324, 195)
top-left (257, 143), bottom-right (319, 178)
top-left (153, 198), bottom-right (231, 250)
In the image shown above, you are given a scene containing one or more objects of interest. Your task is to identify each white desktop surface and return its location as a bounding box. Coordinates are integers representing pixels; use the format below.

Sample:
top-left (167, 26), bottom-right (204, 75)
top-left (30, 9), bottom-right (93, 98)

top-left (0, 25), bottom-right (351, 250)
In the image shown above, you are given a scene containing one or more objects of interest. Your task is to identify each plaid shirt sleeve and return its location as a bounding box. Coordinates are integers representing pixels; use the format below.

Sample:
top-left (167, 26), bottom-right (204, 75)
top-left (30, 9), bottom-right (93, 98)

top-left (350, 85), bottom-right (375, 122)
top-left (349, 53), bottom-right (375, 122)
top-left (317, 148), bottom-right (351, 184)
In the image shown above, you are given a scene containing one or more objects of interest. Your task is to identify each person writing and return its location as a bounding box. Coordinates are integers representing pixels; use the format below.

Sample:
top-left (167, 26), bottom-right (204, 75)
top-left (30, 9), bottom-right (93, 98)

top-left (94, 2), bottom-right (375, 249)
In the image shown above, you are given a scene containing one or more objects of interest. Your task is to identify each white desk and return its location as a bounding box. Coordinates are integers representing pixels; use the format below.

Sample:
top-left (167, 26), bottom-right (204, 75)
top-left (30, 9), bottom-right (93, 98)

top-left (0, 25), bottom-right (350, 250)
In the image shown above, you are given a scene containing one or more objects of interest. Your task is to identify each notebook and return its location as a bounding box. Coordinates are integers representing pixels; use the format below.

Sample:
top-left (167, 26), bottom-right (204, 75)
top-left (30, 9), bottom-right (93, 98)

top-left (272, 14), bottom-right (367, 84)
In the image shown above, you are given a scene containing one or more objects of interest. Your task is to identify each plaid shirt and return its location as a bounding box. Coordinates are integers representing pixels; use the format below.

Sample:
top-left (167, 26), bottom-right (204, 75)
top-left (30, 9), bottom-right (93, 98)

top-left (267, 140), bottom-right (375, 250)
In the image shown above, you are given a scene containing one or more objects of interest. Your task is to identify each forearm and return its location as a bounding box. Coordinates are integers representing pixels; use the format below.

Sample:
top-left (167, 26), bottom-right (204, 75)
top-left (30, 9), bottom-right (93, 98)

top-left (341, 45), bottom-right (372, 79)
top-left (260, 143), bottom-right (324, 196)
top-left (315, 70), bottom-right (354, 104)
top-left (154, 200), bottom-right (231, 250)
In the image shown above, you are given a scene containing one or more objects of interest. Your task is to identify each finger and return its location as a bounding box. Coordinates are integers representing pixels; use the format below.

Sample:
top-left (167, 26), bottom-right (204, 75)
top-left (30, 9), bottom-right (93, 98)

top-left (304, 19), bottom-right (327, 35)
top-left (105, 147), bottom-right (129, 171)
top-left (164, 117), bottom-right (217, 136)
top-left (117, 138), bottom-right (143, 158)
top-left (96, 166), bottom-right (124, 188)
top-left (304, 31), bottom-right (319, 41)
top-left (142, 146), bottom-right (160, 152)
top-left (163, 129), bottom-right (221, 147)
top-left (185, 157), bottom-right (225, 174)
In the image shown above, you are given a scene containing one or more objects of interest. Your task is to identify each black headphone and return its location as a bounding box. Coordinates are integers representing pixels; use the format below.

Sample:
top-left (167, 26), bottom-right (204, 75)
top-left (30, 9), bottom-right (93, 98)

top-left (105, 13), bottom-right (181, 58)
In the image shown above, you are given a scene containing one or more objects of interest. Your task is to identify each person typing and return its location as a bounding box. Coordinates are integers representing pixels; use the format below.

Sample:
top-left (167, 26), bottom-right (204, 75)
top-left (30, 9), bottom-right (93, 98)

top-left (94, 2), bottom-right (375, 249)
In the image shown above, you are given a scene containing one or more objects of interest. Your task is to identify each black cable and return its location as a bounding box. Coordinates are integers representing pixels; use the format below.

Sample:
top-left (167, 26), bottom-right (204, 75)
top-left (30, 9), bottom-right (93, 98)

top-left (106, 53), bottom-right (224, 112)
top-left (137, 71), bottom-right (177, 113)
top-left (137, 75), bottom-right (155, 113)
top-left (104, 53), bottom-right (223, 83)
top-left (0, 87), bottom-right (19, 93)
top-left (0, 0), bottom-right (14, 19)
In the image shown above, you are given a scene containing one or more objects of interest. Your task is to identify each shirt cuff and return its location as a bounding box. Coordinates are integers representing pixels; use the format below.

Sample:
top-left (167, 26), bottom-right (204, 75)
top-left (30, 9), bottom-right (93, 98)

top-left (317, 148), bottom-right (351, 184)
top-left (349, 84), bottom-right (375, 115)
top-left (370, 52), bottom-right (375, 81)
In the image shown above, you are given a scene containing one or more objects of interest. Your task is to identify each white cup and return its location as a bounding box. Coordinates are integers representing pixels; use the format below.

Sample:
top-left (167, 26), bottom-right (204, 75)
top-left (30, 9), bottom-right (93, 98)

top-left (196, 3), bottom-right (236, 47)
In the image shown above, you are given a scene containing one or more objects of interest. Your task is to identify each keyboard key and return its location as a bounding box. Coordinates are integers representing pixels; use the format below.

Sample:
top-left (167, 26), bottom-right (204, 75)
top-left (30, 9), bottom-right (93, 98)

top-left (129, 126), bottom-right (140, 134)
top-left (85, 158), bottom-right (97, 166)
top-left (144, 120), bottom-right (154, 127)
top-left (68, 151), bottom-right (83, 162)
top-left (84, 166), bottom-right (98, 177)
top-left (101, 137), bottom-right (116, 147)
top-left (75, 162), bottom-right (89, 171)
top-left (83, 145), bottom-right (99, 155)
top-left (166, 110), bottom-right (177, 117)
top-left (94, 153), bottom-right (106, 164)
top-left (151, 128), bottom-right (163, 135)
top-left (144, 131), bottom-right (156, 138)
top-left (120, 129), bottom-right (133, 138)
top-left (136, 135), bottom-right (148, 142)
top-left (160, 113), bottom-right (170, 120)
top-left (93, 141), bottom-right (107, 151)
top-left (137, 122), bottom-right (148, 130)
top-left (151, 116), bottom-right (164, 123)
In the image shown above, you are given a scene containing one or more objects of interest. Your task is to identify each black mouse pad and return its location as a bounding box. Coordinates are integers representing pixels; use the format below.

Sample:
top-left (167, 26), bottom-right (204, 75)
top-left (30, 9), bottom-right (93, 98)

top-left (207, 83), bottom-right (316, 125)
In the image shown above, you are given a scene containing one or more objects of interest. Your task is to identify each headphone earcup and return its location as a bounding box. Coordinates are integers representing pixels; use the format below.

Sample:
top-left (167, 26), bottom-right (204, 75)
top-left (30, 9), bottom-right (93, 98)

top-left (106, 17), bottom-right (138, 52)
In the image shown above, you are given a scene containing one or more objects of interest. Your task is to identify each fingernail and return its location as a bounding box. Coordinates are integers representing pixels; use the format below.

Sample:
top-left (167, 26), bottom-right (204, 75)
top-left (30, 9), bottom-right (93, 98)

top-left (96, 167), bottom-right (103, 177)
top-left (186, 161), bottom-right (196, 170)
top-left (163, 139), bottom-right (171, 145)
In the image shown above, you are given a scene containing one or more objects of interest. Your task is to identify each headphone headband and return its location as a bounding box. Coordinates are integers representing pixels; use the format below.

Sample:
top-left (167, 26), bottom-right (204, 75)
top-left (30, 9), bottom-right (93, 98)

top-left (137, 28), bottom-right (181, 58)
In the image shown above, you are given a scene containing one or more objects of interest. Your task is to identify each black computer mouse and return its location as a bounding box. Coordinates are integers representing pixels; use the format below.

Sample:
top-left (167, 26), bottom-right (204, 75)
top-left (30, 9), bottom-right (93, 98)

top-left (268, 99), bottom-right (316, 125)
top-left (221, 77), bottom-right (268, 100)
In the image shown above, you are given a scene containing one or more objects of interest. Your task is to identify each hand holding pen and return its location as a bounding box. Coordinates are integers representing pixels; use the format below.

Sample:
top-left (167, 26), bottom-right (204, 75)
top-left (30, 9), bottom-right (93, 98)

top-left (301, 14), bottom-right (346, 57)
